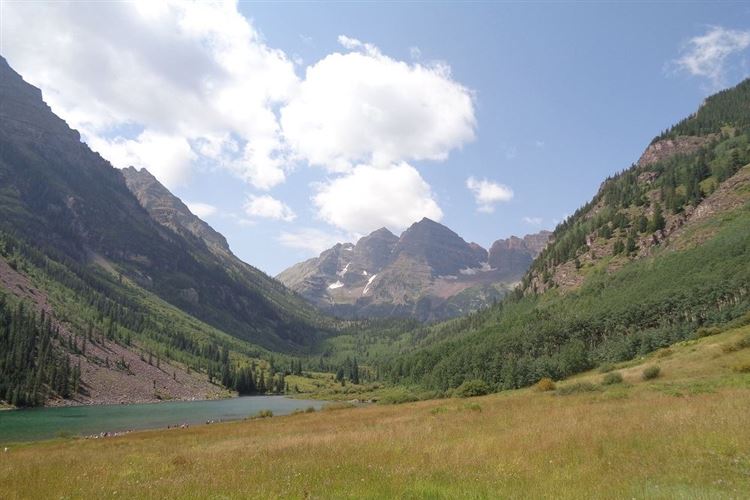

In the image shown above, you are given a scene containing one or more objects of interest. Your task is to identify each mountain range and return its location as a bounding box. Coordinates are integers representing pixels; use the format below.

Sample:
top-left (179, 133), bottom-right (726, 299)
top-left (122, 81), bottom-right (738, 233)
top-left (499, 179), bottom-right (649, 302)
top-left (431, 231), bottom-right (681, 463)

top-left (278, 222), bottom-right (549, 321)
top-left (2, 53), bottom-right (750, 410)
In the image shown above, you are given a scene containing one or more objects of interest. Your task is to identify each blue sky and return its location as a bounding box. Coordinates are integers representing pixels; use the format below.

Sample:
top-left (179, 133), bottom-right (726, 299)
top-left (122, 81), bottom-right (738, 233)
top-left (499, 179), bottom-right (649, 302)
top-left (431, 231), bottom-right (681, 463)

top-left (2, 1), bottom-right (750, 275)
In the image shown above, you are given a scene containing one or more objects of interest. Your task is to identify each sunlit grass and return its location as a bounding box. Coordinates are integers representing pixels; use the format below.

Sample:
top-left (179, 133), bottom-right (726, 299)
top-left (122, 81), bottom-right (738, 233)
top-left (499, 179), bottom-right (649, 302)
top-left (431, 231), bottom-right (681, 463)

top-left (2, 327), bottom-right (749, 498)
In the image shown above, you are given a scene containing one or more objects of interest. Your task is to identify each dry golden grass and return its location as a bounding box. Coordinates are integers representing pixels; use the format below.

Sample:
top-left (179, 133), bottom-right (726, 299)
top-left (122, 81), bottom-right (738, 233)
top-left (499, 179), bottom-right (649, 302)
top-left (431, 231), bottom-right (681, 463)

top-left (2, 327), bottom-right (750, 499)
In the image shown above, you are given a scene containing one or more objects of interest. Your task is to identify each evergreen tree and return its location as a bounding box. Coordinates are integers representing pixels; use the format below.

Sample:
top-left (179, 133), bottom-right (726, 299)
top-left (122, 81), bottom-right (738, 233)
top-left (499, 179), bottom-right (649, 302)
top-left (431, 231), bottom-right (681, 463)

top-left (649, 203), bottom-right (666, 233)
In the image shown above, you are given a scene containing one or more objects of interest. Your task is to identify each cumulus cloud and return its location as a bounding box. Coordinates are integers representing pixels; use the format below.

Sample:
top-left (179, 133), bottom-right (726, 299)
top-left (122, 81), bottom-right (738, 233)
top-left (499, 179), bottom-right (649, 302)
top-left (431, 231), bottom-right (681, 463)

top-left (88, 131), bottom-right (196, 189)
top-left (3, 6), bottom-right (477, 237)
top-left (673, 26), bottom-right (750, 88)
top-left (466, 177), bottom-right (514, 213)
top-left (244, 194), bottom-right (296, 222)
top-left (2, 0), bottom-right (297, 189)
top-left (278, 228), bottom-right (349, 255)
top-left (314, 163), bottom-right (443, 234)
top-left (280, 35), bottom-right (475, 172)
top-left (186, 202), bottom-right (218, 218)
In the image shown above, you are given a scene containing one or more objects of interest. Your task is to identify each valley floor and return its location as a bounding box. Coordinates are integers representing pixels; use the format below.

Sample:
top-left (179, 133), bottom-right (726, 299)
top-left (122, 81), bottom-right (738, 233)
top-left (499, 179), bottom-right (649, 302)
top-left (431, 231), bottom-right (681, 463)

top-left (2, 326), bottom-right (749, 499)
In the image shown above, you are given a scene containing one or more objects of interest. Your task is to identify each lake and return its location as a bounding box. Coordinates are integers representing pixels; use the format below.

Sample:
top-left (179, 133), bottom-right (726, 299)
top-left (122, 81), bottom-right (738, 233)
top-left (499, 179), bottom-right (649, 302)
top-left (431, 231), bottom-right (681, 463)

top-left (0, 396), bottom-right (324, 443)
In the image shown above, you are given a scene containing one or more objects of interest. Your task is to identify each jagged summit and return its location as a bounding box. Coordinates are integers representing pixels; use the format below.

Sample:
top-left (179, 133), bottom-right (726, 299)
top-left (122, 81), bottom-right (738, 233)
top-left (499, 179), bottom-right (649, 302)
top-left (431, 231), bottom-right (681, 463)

top-left (278, 219), bottom-right (550, 322)
top-left (121, 166), bottom-right (231, 255)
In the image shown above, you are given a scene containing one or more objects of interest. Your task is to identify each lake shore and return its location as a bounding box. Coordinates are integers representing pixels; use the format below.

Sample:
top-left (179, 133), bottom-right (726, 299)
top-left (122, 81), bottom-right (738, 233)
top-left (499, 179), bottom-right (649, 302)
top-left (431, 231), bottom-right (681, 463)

top-left (3, 325), bottom-right (749, 498)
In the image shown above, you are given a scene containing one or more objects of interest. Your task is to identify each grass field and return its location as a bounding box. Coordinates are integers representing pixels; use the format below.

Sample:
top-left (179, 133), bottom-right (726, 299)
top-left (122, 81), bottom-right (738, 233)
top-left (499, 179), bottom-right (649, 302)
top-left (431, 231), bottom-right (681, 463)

top-left (2, 326), bottom-right (749, 499)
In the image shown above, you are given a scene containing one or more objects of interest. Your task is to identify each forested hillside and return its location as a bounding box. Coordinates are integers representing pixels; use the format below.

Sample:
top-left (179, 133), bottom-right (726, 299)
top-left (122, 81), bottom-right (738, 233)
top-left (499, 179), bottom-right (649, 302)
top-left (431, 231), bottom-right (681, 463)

top-left (376, 78), bottom-right (750, 392)
top-left (0, 56), bottom-right (338, 406)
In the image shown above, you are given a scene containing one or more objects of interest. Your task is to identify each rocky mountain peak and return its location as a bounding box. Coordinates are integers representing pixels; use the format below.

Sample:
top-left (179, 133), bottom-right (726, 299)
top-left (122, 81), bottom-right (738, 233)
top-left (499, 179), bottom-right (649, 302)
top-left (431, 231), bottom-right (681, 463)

top-left (0, 56), bottom-right (80, 142)
top-left (487, 231), bottom-right (551, 278)
top-left (121, 166), bottom-right (230, 255)
top-left (394, 218), bottom-right (484, 276)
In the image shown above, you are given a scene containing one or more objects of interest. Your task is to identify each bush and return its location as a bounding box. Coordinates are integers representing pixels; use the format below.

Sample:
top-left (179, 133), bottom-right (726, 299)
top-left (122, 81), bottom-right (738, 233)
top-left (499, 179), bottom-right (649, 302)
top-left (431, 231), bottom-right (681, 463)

top-left (602, 372), bottom-right (623, 385)
top-left (378, 388), bottom-right (419, 405)
top-left (656, 348), bottom-right (674, 358)
top-left (642, 366), bottom-right (661, 380)
top-left (293, 406), bottom-right (317, 415)
top-left (695, 326), bottom-right (722, 338)
top-left (453, 379), bottom-right (491, 398)
top-left (463, 403), bottom-right (482, 412)
top-left (430, 406), bottom-right (449, 415)
top-left (598, 363), bottom-right (615, 373)
top-left (733, 363), bottom-right (750, 374)
top-left (556, 382), bottom-right (599, 396)
top-left (534, 377), bottom-right (556, 392)
top-left (253, 409), bottom-right (273, 419)
top-left (323, 402), bottom-right (355, 411)
top-left (722, 335), bottom-right (750, 353)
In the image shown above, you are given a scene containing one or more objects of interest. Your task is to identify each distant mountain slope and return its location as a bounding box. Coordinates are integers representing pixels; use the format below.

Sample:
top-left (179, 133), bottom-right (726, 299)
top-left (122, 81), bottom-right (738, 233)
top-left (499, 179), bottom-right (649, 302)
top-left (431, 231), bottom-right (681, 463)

top-left (278, 218), bottom-right (549, 321)
top-left (0, 56), bottom-right (327, 353)
top-left (378, 78), bottom-right (750, 392)
top-left (524, 80), bottom-right (750, 294)
top-left (0, 56), bottom-right (331, 406)
top-left (120, 166), bottom-right (326, 332)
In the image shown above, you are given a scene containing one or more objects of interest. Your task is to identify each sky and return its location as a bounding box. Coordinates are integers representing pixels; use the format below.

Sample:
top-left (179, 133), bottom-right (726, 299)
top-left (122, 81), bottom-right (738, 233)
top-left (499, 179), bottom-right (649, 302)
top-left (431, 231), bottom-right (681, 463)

top-left (1, 1), bottom-right (750, 275)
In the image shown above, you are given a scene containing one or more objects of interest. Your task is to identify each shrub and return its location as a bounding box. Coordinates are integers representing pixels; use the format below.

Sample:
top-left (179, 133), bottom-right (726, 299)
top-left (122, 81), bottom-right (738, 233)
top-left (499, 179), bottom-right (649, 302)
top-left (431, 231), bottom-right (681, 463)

top-left (642, 366), bottom-right (661, 380)
top-left (556, 382), bottom-right (599, 396)
top-left (534, 377), bottom-right (556, 392)
top-left (254, 409), bottom-right (273, 419)
top-left (453, 379), bottom-right (491, 398)
top-left (695, 326), bottom-right (722, 338)
top-left (733, 363), bottom-right (750, 374)
top-left (323, 402), bottom-right (355, 411)
top-left (378, 388), bottom-right (419, 405)
top-left (304, 406), bottom-right (316, 413)
top-left (598, 363), bottom-right (614, 373)
top-left (463, 403), bottom-right (482, 412)
top-left (656, 348), bottom-right (674, 358)
top-left (602, 372), bottom-right (623, 385)
top-left (430, 406), bottom-right (449, 415)
top-left (721, 336), bottom-right (750, 353)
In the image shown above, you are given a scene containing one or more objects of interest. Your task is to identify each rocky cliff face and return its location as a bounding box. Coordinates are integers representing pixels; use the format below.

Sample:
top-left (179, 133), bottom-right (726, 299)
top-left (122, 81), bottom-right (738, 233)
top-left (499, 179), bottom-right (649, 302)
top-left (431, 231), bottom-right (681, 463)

top-left (488, 231), bottom-right (552, 279)
top-left (637, 136), bottom-right (709, 167)
top-left (278, 219), bottom-right (550, 321)
top-left (122, 167), bottom-right (231, 256)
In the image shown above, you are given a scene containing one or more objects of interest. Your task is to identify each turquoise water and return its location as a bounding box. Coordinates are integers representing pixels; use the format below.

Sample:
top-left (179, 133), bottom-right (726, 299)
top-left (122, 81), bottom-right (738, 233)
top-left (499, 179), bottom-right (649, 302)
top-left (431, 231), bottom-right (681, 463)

top-left (0, 396), bottom-right (324, 443)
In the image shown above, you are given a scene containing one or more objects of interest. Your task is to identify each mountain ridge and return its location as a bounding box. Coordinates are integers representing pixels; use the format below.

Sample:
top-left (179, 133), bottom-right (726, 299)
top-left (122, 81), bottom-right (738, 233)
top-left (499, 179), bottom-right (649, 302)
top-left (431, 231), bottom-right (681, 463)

top-left (278, 218), bottom-right (550, 321)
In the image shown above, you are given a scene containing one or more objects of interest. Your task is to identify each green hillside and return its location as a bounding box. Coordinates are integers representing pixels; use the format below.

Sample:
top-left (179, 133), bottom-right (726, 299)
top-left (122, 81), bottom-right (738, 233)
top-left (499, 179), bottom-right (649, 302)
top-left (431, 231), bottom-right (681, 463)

top-left (365, 78), bottom-right (750, 392)
top-left (0, 57), bottom-right (341, 406)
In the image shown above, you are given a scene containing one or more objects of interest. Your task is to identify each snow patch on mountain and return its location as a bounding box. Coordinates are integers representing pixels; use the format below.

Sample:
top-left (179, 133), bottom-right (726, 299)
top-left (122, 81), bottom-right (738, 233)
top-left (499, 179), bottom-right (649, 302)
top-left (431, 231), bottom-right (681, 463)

top-left (362, 274), bottom-right (377, 295)
top-left (337, 262), bottom-right (351, 277)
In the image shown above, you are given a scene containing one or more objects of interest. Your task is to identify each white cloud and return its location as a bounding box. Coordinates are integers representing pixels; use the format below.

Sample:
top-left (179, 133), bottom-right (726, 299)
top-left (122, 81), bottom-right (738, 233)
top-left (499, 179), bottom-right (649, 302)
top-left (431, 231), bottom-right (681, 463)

top-left (278, 228), bottom-right (349, 255)
top-left (2, 0), bottom-right (297, 189)
top-left (88, 131), bottom-right (196, 189)
top-left (186, 202), bottom-right (218, 218)
top-left (673, 26), bottom-right (750, 88)
top-left (466, 177), bottom-right (514, 213)
top-left (523, 216), bottom-right (543, 226)
top-left (244, 194), bottom-right (296, 222)
top-left (409, 46), bottom-right (422, 60)
top-left (280, 36), bottom-right (476, 172)
top-left (313, 163), bottom-right (443, 234)
top-left (3, 7), bottom-right (478, 240)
